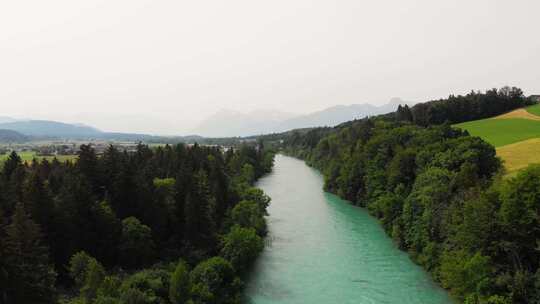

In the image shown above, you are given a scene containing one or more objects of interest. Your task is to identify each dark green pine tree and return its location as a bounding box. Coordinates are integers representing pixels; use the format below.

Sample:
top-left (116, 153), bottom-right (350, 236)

top-left (110, 156), bottom-right (140, 219)
top-left (46, 157), bottom-right (65, 194)
top-left (54, 174), bottom-right (98, 264)
top-left (184, 170), bottom-right (216, 249)
top-left (37, 158), bottom-right (52, 181)
top-left (4, 165), bottom-right (26, 215)
top-left (403, 104), bottom-right (413, 122)
top-left (0, 152), bottom-right (23, 214)
top-left (76, 144), bottom-right (102, 197)
top-left (0, 208), bottom-right (8, 304)
top-left (207, 155), bottom-right (229, 223)
top-left (0, 180), bottom-right (5, 223)
top-left (3, 202), bottom-right (57, 303)
top-left (1, 151), bottom-right (21, 183)
top-left (22, 171), bottom-right (54, 233)
top-left (100, 145), bottom-right (122, 197)
top-left (396, 104), bottom-right (413, 122)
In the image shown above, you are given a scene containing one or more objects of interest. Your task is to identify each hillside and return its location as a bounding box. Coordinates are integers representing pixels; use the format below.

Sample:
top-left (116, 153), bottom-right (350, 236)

top-left (0, 116), bottom-right (18, 124)
top-left (276, 102), bottom-right (403, 131)
top-left (0, 129), bottom-right (28, 143)
top-left (455, 118), bottom-right (540, 147)
top-left (0, 119), bottom-right (208, 143)
top-left (496, 138), bottom-right (540, 176)
top-left (0, 120), bottom-right (102, 138)
top-left (276, 87), bottom-right (540, 303)
top-left (455, 103), bottom-right (540, 175)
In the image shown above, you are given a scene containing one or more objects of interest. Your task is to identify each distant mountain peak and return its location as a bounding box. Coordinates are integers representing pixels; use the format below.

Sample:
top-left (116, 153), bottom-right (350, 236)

top-left (194, 98), bottom-right (414, 137)
top-left (0, 120), bottom-right (103, 138)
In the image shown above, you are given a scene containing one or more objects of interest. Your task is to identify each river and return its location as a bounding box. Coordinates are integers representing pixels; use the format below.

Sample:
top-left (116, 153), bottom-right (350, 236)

top-left (244, 155), bottom-right (453, 304)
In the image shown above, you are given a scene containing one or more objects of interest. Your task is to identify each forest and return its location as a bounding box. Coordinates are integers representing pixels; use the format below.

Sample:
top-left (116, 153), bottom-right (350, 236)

top-left (394, 86), bottom-right (534, 125)
top-left (282, 87), bottom-right (540, 304)
top-left (0, 143), bottom-right (274, 304)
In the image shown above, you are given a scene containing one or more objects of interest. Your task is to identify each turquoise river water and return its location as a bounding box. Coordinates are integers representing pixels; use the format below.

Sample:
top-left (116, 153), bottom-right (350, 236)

top-left (244, 155), bottom-right (453, 304)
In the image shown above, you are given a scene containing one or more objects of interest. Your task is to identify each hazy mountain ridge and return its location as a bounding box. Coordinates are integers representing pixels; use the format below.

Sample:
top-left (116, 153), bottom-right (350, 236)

top-left (195, 99), bottom-right (413, 137)
top-left (0, 129), bottom-right (29, 143)
top-left (0, 120), bottom-right (102, 138)
top-left (0, 116), bottom-right (19, 124)
top-left (0, 99), bottom-right (413, 140)
top-left (194, 109), bottom-right (297, 137)
top-left (0, 120), bottom-right (195, 142)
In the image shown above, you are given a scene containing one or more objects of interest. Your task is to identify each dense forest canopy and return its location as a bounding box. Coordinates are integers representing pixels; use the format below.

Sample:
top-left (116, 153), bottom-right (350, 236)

top-left (280, 87), bottom-right (540, 304)
top-left (396, 86), bottom-right (534, 126)
top-left (0, 143), bottom-right (274, 304)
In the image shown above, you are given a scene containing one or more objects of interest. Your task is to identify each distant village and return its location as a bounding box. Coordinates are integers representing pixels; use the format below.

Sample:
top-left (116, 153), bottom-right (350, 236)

top-left (0, 138), bottom-right (259, 159)
top-left (0, 141), bottom-right (145, 158)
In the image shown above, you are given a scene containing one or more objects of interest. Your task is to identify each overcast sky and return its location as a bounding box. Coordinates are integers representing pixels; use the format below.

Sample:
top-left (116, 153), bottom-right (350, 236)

top-left (1, 0), bottom-right (539, 135)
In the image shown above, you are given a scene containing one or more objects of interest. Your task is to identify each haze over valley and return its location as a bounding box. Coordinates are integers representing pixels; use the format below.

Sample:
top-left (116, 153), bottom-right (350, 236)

top-left (194, 98), bottom-right (413, 137)
top-left (2, 1), bottom-right (540, 304)
top-left (0, 98), bottom-right (413, 140)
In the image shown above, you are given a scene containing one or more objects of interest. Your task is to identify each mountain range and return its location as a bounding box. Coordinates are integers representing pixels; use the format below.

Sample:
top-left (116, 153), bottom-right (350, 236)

top-left (0, 99), bottom-right (412, 141)
top-left (0, 120), bottom-right (102, 138)
top-left (0, 120), bottom-right (202, 143)
top-left (194, 98), bottom-right (413, 137)
top-left (0, 129), bottom-right (29, 143)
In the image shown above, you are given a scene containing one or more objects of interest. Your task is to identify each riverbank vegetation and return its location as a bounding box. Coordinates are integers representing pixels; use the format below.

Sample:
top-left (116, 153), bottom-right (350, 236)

top-left (281, 87), bottom-right (540, 303)
top-left (0, 143), bottom-right (274, 304)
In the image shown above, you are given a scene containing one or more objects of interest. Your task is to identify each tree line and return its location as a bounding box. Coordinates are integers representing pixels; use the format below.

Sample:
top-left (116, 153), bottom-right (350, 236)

top-left (393, 86), bottom-right (534, 126)
top-left (281, 87), bottom-right (540, 304)
top-left (0, 142), bottom-right (274, 304)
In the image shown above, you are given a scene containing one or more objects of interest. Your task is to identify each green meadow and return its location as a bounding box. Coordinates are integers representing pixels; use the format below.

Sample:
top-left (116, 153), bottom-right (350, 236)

top-left (0, 151), bottom-right (77, 164)
top-left (454, 109), bottom-right (540, 176)
top-left (454, 118), bottom-right (540, 147)
top-left (526, 103), bottom-right (540, 116)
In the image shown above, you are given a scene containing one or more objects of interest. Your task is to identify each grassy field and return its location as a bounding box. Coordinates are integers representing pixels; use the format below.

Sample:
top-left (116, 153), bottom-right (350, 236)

top-left (494, 108), bottom-right (540, 121)
top-left (497, 138), bottom-right (540, 177)
top-left (0, 151), bottom-right (77, 164)
top-left (455, 107), bottom-right (540, 176)
top-left (454, 118), bottom-right (540, 147)
top-left (526, 103), bottom-right (540, 116)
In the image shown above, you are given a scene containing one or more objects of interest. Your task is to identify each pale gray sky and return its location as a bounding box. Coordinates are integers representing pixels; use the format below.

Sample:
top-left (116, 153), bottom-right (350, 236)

top-left (1, 0), bottom-right (539, 135)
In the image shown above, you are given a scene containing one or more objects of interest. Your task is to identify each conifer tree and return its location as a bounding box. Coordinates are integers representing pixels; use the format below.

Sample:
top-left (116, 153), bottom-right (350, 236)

top-left (0, 208), bottom-right (8, 304)
top-left (38, 158), bottom-right (52, 181)
top-left (110, 157), bottom-right (139, 218)
top-left (22, 171), bottom-right (54, 233)
top-left (54, 174), bottom-right (97, 263)
top-left (184, 170), bottom-right (216, 249)
top-left (100, 145), bottom-right (122, 196)
top-left (4, 165), bottom-right (26, 215)
top-left (77, 144), bottom-right (101, 196)
top-left (3, 202), bottom-right (56, 303)
top-left (1, 151), bottom-right (21, 183)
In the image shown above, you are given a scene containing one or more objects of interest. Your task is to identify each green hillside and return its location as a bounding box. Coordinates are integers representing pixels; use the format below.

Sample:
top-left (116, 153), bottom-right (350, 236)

top-left (497, 138), bottom-right (540, 177)
top-left (526, 103), bottom-right (540, 116)
top-left (454, 118), bottom-right (540, 147)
